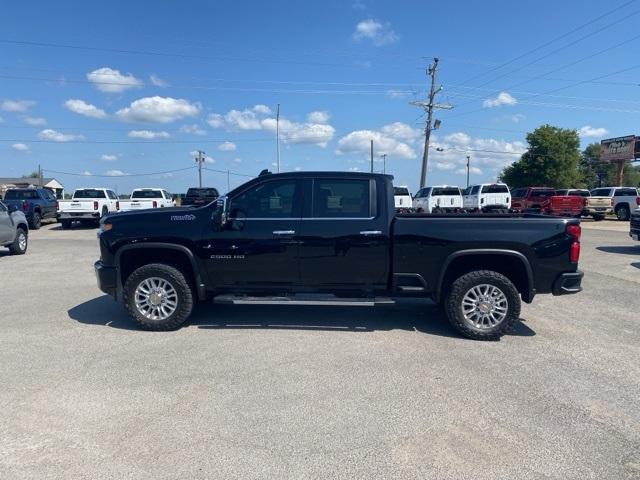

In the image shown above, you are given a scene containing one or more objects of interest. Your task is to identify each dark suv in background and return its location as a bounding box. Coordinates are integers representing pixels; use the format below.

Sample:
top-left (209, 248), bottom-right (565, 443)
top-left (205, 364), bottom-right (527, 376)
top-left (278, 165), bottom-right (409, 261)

top-left (2, 188), bottom-right (58, 230)
top-left (181, 187), bottom-right (220, 207)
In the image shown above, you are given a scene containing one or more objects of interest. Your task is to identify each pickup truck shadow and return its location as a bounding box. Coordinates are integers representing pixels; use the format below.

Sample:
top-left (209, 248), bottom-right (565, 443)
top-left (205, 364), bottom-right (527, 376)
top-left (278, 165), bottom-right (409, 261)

top-left (49, 224), bottom-right (98, 231)
top-left (596, 245), bottom-right (639, 255)
top-left (68, 295), bottom-right (536, 339)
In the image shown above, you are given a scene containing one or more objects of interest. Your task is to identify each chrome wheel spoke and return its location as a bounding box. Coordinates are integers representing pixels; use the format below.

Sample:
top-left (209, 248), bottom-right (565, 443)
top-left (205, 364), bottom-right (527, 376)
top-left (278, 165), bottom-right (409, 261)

top-left (461, 283), bottom-right (509, 329)
top-left (134, 276), bottom-right (178, 321)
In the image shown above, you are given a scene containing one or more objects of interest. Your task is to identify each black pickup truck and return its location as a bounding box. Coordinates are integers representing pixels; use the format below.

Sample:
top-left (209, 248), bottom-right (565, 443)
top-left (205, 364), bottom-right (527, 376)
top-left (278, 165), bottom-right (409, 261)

top-left (95, 171), bottom-right (583, 340)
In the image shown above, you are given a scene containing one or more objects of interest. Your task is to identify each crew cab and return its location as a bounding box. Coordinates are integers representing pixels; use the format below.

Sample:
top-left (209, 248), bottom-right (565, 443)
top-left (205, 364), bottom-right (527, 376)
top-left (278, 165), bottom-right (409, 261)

top-left (182, 187), bottom-right (220, 207)
top-left (118, 188), bottom-right (174, 212)
top-left (555, 189), bottom-right (612, 221)
top-left (58, 188), bottom-right (119, 228)
top-left (3, 188), bottom-right (58, 230)
top-left (412, 185), bottom-right (463, 213)
top-left (510, 187), bottom-right (583, 217)
top-left (95, 171), bottom-right (583, 341)
top-left (393, 186), bottom-right (412, 212)
top-left (590, 187), bottom-right (640, 221)
top-left (462, 183), bottom-right (511, 213)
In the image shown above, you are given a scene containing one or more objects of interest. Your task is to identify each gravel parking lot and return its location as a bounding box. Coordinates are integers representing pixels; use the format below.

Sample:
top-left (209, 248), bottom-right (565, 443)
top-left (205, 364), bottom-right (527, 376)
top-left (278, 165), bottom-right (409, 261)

top-left (1, 220), bottom-right (639, 479)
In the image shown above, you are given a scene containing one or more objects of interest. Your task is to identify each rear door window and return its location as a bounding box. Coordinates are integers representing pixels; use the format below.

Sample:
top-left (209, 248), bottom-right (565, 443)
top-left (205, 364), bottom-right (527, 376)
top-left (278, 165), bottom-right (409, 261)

top-left (313, 179), bottom-right (370, 218)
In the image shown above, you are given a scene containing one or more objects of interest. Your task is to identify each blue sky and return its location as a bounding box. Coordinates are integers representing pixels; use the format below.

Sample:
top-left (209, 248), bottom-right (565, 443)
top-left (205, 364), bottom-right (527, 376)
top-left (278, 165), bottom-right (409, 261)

top-left (1, 0), bottom-right (638, 194)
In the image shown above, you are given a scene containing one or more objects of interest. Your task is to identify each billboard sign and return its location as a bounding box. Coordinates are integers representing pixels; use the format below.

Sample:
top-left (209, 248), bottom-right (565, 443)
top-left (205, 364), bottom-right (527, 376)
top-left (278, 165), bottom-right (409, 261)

top-left (600, 135), bottom-right (637, 162)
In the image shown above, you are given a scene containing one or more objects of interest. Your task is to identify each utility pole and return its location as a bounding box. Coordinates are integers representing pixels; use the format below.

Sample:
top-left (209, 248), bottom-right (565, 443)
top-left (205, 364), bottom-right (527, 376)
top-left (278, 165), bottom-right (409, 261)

top-left (276, 104), bottom-right (281, 173)
top-left (370, 139), bottom-right (374, 173)
top-left (380, 153), bottom-right (387, 174)
top-left (466, 155), bottom-right (471, 188)
top-left (38, 164), bottom-right (42, 187)
top-left (411, 58), bottom-right (453, 188)
top-left (226, 170), bottom-right (230, 192)
top-left (195, 150), bottom-right (205, 188)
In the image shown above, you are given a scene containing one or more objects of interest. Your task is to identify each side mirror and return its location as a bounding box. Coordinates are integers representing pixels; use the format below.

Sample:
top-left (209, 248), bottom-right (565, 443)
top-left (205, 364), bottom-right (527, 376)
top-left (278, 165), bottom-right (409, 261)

top-left (212, 196), bottom-right (228, 230)
top-left (7, 204), bottom-right (18, 214)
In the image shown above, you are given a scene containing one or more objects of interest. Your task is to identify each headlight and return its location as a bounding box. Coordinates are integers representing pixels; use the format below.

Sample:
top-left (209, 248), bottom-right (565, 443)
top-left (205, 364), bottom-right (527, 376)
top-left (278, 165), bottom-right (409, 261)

top-left (98, 223), bottom-right (113, 234)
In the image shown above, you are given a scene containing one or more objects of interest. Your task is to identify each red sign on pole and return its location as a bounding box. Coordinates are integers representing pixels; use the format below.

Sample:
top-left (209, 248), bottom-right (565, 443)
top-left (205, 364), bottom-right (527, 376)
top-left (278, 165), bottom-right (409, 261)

top-left (600, 135), bottom-right (636, 162)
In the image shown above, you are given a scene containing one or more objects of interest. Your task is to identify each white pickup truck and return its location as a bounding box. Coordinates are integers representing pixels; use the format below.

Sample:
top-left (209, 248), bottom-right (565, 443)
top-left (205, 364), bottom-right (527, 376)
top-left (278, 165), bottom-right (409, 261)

top-left (57, 188), bottom-right (119, 228)
top-left (118, 188), bottom-right (174, 212)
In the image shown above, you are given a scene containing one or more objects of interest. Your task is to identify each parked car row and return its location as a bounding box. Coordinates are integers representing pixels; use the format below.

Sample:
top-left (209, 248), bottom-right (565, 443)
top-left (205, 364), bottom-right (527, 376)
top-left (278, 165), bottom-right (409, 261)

top-left (393, 184), bottom-right (640, 220)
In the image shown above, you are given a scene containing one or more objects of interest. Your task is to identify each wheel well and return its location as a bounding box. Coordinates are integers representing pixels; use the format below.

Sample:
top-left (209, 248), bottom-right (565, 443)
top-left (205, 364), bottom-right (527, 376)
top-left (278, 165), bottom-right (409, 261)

top-left (16, 223), bottom-right (28, 232)
top-left (118, 248), bottom-right (196, 289)
top-left (615, 203), bottom-right (628, 211)
top-left (440, 254), bottom-right (530, 301)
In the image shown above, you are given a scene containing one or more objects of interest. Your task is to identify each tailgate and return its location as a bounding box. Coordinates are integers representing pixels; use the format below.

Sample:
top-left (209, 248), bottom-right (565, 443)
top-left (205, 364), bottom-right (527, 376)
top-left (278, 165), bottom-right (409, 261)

top-left (60, 200), bottom-right (96, 212)
top-left (550, 196), bottom-right (582, 212)
top-left (485, 193), bottom-right (510, 206)
top-left (434, 195), bottom-right (462, 208)
top-left (587, 197), bottom-right (611, 209)
top-left (121, 200), bottom-right (154, 210)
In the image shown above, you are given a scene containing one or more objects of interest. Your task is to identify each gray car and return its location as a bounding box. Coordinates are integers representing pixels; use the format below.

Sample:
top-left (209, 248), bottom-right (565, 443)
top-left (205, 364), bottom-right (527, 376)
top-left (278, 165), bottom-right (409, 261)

top-left (0, 200), bottom-right (29, 255)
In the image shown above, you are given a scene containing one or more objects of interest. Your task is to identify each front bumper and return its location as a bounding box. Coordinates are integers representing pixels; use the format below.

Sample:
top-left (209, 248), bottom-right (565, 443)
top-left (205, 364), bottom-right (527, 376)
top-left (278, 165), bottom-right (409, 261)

top-left (552, 271), bottom-right (583, 295)
top-left (59, 211), bottom-right (100, 220)
top-left (94, 260), bottom-right (117, 297)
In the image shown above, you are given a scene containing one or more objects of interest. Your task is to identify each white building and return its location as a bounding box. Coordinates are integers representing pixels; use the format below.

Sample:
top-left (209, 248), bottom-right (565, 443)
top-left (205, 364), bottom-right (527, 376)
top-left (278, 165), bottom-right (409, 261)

top-left (0, 177), bottom-right (65, 199)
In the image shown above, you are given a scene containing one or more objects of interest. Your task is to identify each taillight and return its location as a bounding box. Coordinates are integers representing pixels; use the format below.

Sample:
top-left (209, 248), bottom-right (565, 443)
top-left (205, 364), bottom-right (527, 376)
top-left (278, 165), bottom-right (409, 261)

top-left (636, 197), bottom-right (640, 206)
top-left (582, 198), bottom-right (588, 207)
top-left (116, 201), bottom-right (120, 210)
top-left (55, 201), bottom-right (59, 210)
top-left (567, 224), bottom-right (581, 263)
top-left (610, 198), bottom-right (614, 207)
top-left (152, 200), bottom-right (157, 208)
top-left (93, 201), bottom-right (98, 210)
top-left (22, 201), bottom-right (28, 212)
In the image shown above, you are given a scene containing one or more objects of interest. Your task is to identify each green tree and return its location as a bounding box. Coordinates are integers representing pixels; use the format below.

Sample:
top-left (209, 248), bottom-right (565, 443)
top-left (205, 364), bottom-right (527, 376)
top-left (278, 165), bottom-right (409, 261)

top-left (22, 171), bottom-right (39, 179)
top-left (500, 125), bottom-right (581, 188)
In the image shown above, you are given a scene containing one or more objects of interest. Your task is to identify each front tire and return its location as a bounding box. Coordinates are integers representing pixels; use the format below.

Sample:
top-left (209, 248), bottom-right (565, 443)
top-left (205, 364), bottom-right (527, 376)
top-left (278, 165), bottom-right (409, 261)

top-left (445, 270), bottom-right (520, 340)
top-left (9, 227), bottom-right (28, 255)
top-left (123, 263), bottom-right (193, 331)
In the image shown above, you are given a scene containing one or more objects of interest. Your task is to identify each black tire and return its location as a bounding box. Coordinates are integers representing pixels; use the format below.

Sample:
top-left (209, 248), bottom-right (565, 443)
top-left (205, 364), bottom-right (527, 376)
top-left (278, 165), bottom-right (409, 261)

top-left (592, 214), bottom-right (605, 221)
top-left (101, 206), bottom-right (108, 218)
top-left (123, 263), bottom-right (194, 331)
top-left (8, 227), bottom-right (28, 255)
top-left (30, 211), bottom-right (41, 230)
top-left (616, 205), bottom-right (630, 221)
top-left (60, 220), bottom-right (72, 229)
top-left (444, 270), bottom-right (521, 340)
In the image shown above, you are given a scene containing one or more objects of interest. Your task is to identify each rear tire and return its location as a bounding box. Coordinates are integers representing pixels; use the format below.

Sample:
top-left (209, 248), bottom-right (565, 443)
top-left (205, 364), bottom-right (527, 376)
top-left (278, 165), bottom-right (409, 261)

top-left (8, 227), bottom-right (28, 255)
top-left (30, 212), bottom-right (41, 230)
top-left (616, 205), bottom-right (630, 221)
top-left (123, 263), bottom-right (193, 331)
top-left (444, 270), bottom-right (520, 340)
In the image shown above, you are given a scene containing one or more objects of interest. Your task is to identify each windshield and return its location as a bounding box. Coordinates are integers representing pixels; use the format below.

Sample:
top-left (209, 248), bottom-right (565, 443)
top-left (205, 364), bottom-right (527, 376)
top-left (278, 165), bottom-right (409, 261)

top-left (393, 187), bottom-right (410, 196)
top-left (431, 187), bottom-right (461, 196)
top-left (132, 190), bottom-right (162, 199)
top-left (73, 189), bottom-right (105, 199)
top-left (4, 190), bottom-right (39, 200)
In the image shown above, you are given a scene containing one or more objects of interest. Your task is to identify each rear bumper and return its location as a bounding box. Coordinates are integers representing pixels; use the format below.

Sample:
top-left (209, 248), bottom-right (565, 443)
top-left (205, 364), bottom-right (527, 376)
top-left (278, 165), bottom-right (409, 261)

top-left (59, 211), bottom-right (100, 220)
top-left (585, 207), bottom-right (612, 215)
top-left (552, 271), bottom-right (583, 295)
top-left (94, 260), bottom-right (117, 297)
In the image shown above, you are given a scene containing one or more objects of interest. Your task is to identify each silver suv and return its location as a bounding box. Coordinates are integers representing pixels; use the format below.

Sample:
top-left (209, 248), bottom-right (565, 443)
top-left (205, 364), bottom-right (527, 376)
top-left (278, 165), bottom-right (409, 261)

top-left (0, 200), bottom-right (29, 255)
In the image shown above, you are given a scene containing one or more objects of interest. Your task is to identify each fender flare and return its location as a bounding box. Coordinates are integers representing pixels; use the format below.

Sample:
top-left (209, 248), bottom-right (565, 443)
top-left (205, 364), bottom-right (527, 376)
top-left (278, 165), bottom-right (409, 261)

top-left (115, 242), bottom-right (206, 300)
top-left (435, 249), bottom-right (535, 303)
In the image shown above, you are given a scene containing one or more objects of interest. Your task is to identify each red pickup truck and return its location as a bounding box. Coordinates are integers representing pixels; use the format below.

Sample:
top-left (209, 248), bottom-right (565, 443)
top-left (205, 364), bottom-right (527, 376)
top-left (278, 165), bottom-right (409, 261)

top-left (510, 187), bottom-right (583, 217)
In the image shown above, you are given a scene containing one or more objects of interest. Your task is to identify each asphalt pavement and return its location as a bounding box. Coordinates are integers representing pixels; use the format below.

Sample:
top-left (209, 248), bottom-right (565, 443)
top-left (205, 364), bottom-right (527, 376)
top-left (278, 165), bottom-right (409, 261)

top-left (0, 220), bottom-right (638, 479)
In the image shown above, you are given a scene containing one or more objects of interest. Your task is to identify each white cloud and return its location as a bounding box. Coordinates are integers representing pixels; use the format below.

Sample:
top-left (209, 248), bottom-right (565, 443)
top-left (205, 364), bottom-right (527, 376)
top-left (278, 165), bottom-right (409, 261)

top-left (149, 74), bottom-right (169, 87)
top-left (337, 129), bottom-right (417, 159)
top-left (217, 141), bottom-right (237, 151)
top-left (511, 113), bottom-right (525, 123)
top-left (578, 126), bottom-right (608, 138)
top-left (87, 67), bottom-right (143, 93)
top-left (81, 170), bottom-right (92, 176)
top-left (307, 111), bottom-right (330, 123)
top-left (37, 129), bottom-right (84, 142)
top-left (189, 150), bottom-right (215, 163)
top-left (127, 130), bottom-right (170, 139)
top-left (12, 143), bottom-right (30, 152)
top-left (232, 158), bottom-right (242, 164)
top-left (0, 116), bottom-right (3, 123)
top-left (386, 89), bottom-right (411, 99)
top-left (380, 122), bottom-right (421, 142)
top-left (116, 96), bottom-right (200, 123)
top-left (179, 124), bottom-right (206, 135)
top-left (105, 169), bottom-right (126, 176)
top-left (352, 18), bottom-right (399, 46)
top-left (429, 131), bottom-right (526, 177)
top-left (208, 105), bottom-right (335, 147)
top-left (64, 99), bottom-right (107, 119)
top-left (352, 0), bottom-right (366, 9)
top-left (1, 99), bottom-right (35, 112)
top-left (483, 92), bottom-right (517, 108)
top-left (252, 104), bottom-right (272, 114)
top-left (23, 116), bottom-right (47, 126)
top-left (100, 154), bottom-right (118, 161)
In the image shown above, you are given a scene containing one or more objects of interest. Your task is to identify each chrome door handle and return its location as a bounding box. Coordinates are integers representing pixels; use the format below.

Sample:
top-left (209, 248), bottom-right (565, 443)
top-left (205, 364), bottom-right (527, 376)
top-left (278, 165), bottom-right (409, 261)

top-left (273, 230), bottom-right (295, 235)
top-left (360, 230), bottom-right (382, 236)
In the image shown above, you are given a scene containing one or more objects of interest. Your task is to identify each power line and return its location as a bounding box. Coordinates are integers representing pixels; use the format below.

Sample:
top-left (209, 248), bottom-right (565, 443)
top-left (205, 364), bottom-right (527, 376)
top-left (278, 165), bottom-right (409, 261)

top-left (456, 0), bottom-right (638, 86)
top-left (43, 166), bottom-right (197, 177)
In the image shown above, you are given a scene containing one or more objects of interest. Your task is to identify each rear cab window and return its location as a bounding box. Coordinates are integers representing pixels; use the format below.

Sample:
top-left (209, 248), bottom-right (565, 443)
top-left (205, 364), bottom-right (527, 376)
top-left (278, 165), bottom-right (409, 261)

top-left (132, 190), bottom-right (163, 199)
top-left (393, 187), bottom-right (409, 196)
top-left (481, 184), bottom-right (509, 194)
top-left (530, 189), bottom-right (555, 198)
top-left (73, 189), bottom-right (106, 199)
top-left (431, 187), bottom-right (461, 196)
top-left (591, 188), bottom-right (612, 197)
top-left (614, 188), bottom-right (638, 196)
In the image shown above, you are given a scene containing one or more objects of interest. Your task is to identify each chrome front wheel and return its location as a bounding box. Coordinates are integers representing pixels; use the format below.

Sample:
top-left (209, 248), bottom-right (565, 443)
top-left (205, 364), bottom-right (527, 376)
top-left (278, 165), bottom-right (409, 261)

top-left (134, 277), bottom-right (179, 321)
